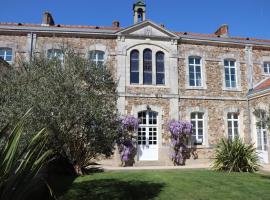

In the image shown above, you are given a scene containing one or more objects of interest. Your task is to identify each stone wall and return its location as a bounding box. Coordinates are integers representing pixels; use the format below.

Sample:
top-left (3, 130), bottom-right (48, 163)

top-left (0, 34), bottom-right (28, 63)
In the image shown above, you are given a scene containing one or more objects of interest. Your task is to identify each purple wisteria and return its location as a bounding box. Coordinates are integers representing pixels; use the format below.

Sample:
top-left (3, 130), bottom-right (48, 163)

top-left (168, 120), bottom-right (193, 166)
top-left (118, 115), bottom-right (140, 166)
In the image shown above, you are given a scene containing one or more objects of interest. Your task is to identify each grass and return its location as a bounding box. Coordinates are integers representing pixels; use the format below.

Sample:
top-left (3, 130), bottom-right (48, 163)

top-left (55, 170), bottom-right (270, 200)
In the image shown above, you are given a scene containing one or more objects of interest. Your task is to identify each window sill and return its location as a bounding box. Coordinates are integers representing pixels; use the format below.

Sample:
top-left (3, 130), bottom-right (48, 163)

top-left (186, 86), bottom-right (207, 90)
top-left (222, 87), bottom-right (242, 92)
top-left (128, 84), bottom-right (169, 89)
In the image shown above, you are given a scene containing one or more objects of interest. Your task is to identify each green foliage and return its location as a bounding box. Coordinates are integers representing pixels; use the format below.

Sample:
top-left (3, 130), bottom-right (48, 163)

top-left (0, 109), bottom-right (53, 200)
top-left (212, 137), bottom-right (260, 172)
top-left (0, 49), bottom-right (119, 174)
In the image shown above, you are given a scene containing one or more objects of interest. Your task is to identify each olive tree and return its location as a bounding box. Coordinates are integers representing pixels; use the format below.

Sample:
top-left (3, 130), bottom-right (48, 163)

top-left (0, 49), bottom-right (119, 174)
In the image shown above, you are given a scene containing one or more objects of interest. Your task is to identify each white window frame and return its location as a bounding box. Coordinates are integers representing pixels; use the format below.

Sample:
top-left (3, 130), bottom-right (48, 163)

top-left (0, 48), bottom-right (13, 63)
top-left (47, 49), bottom-right (64, 64)
top-left (256, 111), bottom-right (268, 151)
top-left (263, 62), bottom-right (270, 74)
top-left (89, 50), bottom-right (105, 67)
top-left (191, 112), bottom-right (204, 145)
top-left (227, 113), bottom-right (239, 140)
top-left (224, 60), bottom-right (237, 89)
top-left (126, 45), bottom-right (169, 87)
top-left (188, 56), bottom-right (202, 87)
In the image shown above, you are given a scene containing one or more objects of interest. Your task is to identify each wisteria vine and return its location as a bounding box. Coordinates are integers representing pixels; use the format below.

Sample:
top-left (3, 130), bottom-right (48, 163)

top-left (118, 115), bottom-right (140, 166)
top-left (168, 120), bottom-right (193, 166)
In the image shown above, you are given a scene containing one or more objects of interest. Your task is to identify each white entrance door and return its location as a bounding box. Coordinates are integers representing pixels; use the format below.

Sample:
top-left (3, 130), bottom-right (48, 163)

top-left (256, 121), bottom-right (268, 163)
top-left (137, 111), bottom-right (158, 161)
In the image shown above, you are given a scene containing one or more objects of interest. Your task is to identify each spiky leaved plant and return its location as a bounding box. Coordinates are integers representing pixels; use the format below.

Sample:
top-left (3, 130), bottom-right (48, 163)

top-left (212, 137), bottom-right (260, 172)
top-left (0, 109), bottom-right (53, 200)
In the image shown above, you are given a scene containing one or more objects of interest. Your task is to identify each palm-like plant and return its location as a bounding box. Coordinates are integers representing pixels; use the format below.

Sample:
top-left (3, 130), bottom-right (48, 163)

top-left (212, 137), bottom-right (260, 172)
top-left (0, 109), bottom-right (53, 200)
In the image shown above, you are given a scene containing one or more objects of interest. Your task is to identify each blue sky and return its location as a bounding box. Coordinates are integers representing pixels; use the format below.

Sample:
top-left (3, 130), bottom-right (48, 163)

top-left (0, 0), bottom-right (269, 39)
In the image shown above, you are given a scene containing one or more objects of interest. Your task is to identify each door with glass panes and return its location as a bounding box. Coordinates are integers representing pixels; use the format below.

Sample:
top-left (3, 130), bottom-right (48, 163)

top-left (137, 111), bottom-right (158, 161)
top-left (257, 120), bottom-right (268, 163)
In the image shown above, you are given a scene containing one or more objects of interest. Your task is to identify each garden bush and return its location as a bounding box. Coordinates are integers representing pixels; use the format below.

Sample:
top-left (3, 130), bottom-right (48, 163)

top-left (212, 137), bottom-right (260, 172)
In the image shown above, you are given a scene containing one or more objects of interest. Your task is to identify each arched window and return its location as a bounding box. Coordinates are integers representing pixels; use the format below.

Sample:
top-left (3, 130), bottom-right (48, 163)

top-left (156, 51), bottom-right (165, 85)
top-left (89, 50), bottom-right (105, 67)
top-left (143, 49), bottom-right (152, 84)
top-left (0, 48), bottom-right (12, 63)
top-left (47, 49), bottom-right (64, 63)
top-left (130, 50), bottom-right (139, 84)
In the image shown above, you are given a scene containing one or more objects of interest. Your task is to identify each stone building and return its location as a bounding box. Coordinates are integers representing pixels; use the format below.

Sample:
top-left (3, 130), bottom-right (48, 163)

top-left (0, 1), bottom-right (270, 165)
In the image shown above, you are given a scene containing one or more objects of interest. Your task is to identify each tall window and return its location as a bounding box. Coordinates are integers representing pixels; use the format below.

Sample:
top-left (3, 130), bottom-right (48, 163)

top-left (191, 112), bottom-right (204, 145)
top-left (143, 49), bottom-right (152, 84)
top-left (0, 48), bottom-right (12, 63)
top-left (130, 50), bottom-right (139, 84)
top-left (47, 49), bottom-right (64, 63)
top-left (263, 62), bottom-right (270, 74)
top-left (156, 51), bottom-right (165, 85)
top-left (227, 113), bottom-right (239, 140)
top-left (89, 50), bottom-right (105, 67)
top-left (189, 57), bottom-right (202, 87)
top-left (224, 60), bottom-right (237, 88)
top-left (256, 111), bottom-right (268, 151)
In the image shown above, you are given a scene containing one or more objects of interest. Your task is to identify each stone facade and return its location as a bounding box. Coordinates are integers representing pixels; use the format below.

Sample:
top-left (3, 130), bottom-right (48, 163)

top-left (1, 3), bottom-right (270, 166)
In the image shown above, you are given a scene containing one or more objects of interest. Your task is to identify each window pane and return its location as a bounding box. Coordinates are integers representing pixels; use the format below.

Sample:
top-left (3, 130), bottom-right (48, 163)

top-left (264, 63), bottom-right (270, 73)
top-left (130, 50), bottom-right (139, 84)
top-left (156, 73), bottom-right (165, 85)
top-left (0, 49), bottom-right (4, 56)
top-left (197, 113), bottom-right (203, 119)
top-left (224, 60), bottom-right (229, 66)
top-left (5, 55), bottom-right (12, 62)
top-left (189, 79), bottom-right (195, 86)
top-left (156, 52), bottom-right (165, 85)
top-left (189, 57), bottom-right (194, 64)
top-left (131, 72), bottom-right (139, 84)
top-left (191, 113), bottom-right (196, 119)
top-left (230, 61), bottom-right (235, 66)
top-left (143, 49), bottom-right (152, 84)
top-left (143, 73), bottom-right (152, 84)
top-left (196, 65), bottom-right (201, 73)
top-left (195, 58), bottom-right (201, 65)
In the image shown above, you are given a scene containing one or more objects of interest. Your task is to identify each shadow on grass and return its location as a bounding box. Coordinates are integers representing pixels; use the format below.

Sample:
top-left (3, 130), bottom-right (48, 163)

top-left (62, 179), bottom-right (165, 200)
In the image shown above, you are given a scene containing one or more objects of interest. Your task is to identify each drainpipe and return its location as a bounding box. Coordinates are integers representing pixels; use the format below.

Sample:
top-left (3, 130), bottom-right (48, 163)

top-left (27, 32), bottom-right (36, 61)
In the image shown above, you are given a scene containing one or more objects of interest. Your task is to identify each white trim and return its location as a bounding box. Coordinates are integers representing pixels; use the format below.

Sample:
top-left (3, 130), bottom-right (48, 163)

top-left (187, 107), bottom-right (209, 147)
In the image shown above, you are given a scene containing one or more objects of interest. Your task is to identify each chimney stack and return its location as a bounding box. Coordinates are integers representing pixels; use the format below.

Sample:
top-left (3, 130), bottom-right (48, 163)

top-left (214, 24), bottom-right (229, 37)
top-left (160, 24), bottom-right (165, 28)
top-left (112, 21), bottom-right (120, 28)
top-left (42, 11), bottom-right (55, 26)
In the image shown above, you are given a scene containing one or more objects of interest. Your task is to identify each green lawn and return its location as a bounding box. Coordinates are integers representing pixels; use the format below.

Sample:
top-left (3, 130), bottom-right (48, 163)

top-left (55, 170), bottom-right (270, 200)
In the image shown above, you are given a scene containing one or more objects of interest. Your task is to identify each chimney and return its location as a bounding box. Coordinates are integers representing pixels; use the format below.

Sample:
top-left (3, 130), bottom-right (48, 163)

top-left (214, 24), bottom-right (229, 37)
top-left (112, 21), bottom-right (120, 28)
top-left (160, 24), bottom-right (165, 28)
top-left (42, 11), bottom-right (55, 26)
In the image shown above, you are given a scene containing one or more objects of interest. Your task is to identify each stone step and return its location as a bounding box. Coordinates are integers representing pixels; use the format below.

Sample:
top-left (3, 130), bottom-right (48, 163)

top-left (134, 160), bottom-right (165, 167)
